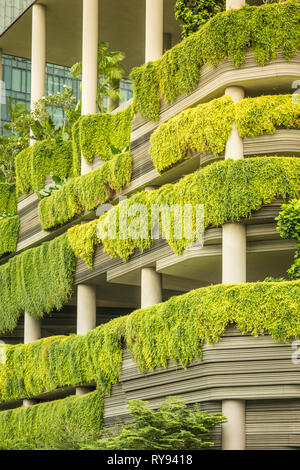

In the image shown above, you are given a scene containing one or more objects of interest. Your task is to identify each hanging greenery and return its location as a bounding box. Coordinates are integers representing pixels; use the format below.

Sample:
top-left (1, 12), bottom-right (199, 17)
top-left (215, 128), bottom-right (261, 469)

top-left (130, 1), bottom-right (300, 121)
top-left (72, 105), bottom-right (133, 166)
top-left (175, 0), bottom-right (226, 39)
top-left (0, 280), bottom-right (299, 404)
top-left (0, 216), bottom-right (20, 258)
top-left (0, 233), bottom-right (76, 333)
top-left (0, 183), bottom-right (17, 216)
top-left (150, 94), bottom-right (300, 174)
top-left (0, 391), bottom-right (104, 450)
top-left (38, 151), bottom-right (132, 231)
top-left (15, 139), bottom-right (73, 197)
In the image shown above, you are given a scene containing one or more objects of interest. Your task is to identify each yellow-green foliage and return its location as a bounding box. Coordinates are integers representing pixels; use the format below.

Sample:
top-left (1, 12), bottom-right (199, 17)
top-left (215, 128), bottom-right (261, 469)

top-left (150, 96), bottom-right (235, 173)
top-left (0, 281), bottom-right (299, 404)
top-left (0, 391), bottom-right (103, 449)
top-left (0, 183), bottom-right (17, 216)
top-left (150, 94), bottom-right (300, 174)
top-left (0, 233), bottom-right (76, 333)
top-left (38, 151), bottom-right (132, 231)
top-left (235, 94), bottom-right (300, 138)
top-left (0, 316), bottom-right (126, 401)
top-left (0, 216), bottom-right (20, 257)
top-left (73, 105), bottom-right (133, 165)
top-left (131, 1), bottom-right (300, 120)
top-left (67, 220), bottom-right (99, 268)
top-left (15, 139), bottom-right (73, 196)
top-left (92, 157), bottom-right (300, 262)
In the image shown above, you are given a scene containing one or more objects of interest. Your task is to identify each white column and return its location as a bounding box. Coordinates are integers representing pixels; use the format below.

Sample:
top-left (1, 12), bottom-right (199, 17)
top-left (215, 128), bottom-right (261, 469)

top-left (81, 0), bottom-right (99, 175)
top-left (23, 313), bottom-right (41, 406)
top-left (77, 284), bottom-right (96, 335)
top-left (222, 400), bottom-right (246, 450)
top-left (30, 4), bottom-right (46, 110)
top-left (76, 284), bottom-right (96, 395)
top-left (222, 85), bottom-right (246, 449)
top-left (226, 0), bottom-right (245, 10)
top-left (24, 313), bottom-right (41, 344)
top-left (141, 267), bottom-right (162, 309)
top-left (145, 0), bottom-right (164, 63)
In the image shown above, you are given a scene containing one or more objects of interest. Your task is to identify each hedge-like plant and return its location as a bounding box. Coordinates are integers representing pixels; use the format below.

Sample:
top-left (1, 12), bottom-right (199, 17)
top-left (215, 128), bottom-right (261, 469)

top-left (0, 391), bottom-right (103, 450)
top-left (15, 139), bottom-right (73, 196)
top-left (130, 1), bottom-right (300, 121)
top-left (235, 94), bottom-right (300, 138)
top-left (0, 280), bottom-right (299, 404)
top-left (38, 151), bottom-right (132, 231)
top-left (72, 105), bottom-right (133, 167)
top-left (0, 183), bottom-right (17, 216)
top-left (150, 94), bottom-right (300, 174)
top-left (0, 215), bottom-right (20, 258)
top-left (0, 233), bottom-right (76, 333)
top-left (175, 0), bottom-right (226, 39)
top-left (277, 199), bottom-right (300, 279)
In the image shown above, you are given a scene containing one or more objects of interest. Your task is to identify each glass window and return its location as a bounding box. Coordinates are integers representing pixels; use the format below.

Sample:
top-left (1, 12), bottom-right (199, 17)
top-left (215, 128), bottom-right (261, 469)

top-left (12, 68), bottom-right (22, 92)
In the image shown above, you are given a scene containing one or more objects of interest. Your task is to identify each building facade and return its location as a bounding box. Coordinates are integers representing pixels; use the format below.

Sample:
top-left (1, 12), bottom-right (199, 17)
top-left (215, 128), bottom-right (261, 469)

top-left (0, 0), bottom-right (299, 451)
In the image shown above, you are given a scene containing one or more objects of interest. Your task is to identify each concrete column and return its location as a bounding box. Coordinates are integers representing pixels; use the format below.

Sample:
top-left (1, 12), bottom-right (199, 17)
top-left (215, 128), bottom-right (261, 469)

top-left (24, 313), bottom-right (41, 344)
top-left (222, 85), bottom-right (246, 448)
top-left (141, 267), bottom-right (162, 309)
top-left (222, 400), bottom-right (246, 450)
top-left (30, 4), bottom-right (46, 110)
top-left (77, 284), bottom-right (97, 335)
top-left (76, 284), bottom-right (96, 395)
top-left (145, 0), bottom-right (164, 63)
top-left (225, 86), bottom-right (244, 160)
top-left (81, 0), bottom-right (99, 175)
top-left (226, 0), bottom-right (245, 10)
top-left (23, 313), bottom-right (41, 406)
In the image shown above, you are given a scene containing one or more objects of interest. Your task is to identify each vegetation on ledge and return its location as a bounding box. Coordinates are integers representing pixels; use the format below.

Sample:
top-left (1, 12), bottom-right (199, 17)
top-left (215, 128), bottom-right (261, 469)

top-left (0, 391), bottom-right (103, 450)
top-left (38, 151), bottom-right (132, 231)
top-left (0, 280), bottom-right (299, 403)
top-left (15, 139), bottom-right (73, 196)
top-left (150, 94), bottom-right (300, 174)
top-left (130, 1), bottom-right (300, 121)
top-left (0, 216), bottom-right (20, 258)
top-left (0, 233), bottom-right (75, 333)
top-left (72, 105), bottom-right (133, 169)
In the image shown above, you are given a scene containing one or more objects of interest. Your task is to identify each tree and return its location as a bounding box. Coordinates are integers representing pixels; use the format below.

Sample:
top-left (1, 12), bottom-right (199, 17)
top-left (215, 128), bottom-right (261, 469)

top-left (175, 0), bottom-right (226, 38)
top-left (82, 397), bottom-right (226, 450)
top-left (70, 42), bottom-right (125, 112)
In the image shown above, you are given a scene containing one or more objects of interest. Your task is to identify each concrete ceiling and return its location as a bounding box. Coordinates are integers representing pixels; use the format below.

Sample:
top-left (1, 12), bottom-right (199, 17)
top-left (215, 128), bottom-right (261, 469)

top-left (0, 0), bottom-right (182, 75)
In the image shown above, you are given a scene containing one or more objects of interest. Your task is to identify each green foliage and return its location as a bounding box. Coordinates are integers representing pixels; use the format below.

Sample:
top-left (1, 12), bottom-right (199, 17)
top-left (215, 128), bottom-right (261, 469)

top-left (0, 233), bottom-right (75, 333)
top-left (150, 96), bottom-right (234, 173)
top-left (0, 183), bottom-right (17, 216)
top-left (277, 199), bottom-right (300, 279)
top-left (131, 1), bottom-right (300, 120)
top-left (86, 397), bottom-right (225, 450)
top-left (94, 157), bottom-right (300, 262)
top-left (38, 151), bottom-right (132, 231)
top-left (0, 391), bottom-right (104, 450)
top-left (72, 104), bottom-right (133, 165)
top-left (0, 316), bottom-right (125, 401)
top-left (175, 0), bottom-right (226, 39)
top-left (0, 215), bottom-right (20, 257)
top-left (71, 42), bottom-right (125, 113)
top-left (150, 94), bottom-right (300, 173)
top-left (67, 220), bottom-right (99, 268)
top-left (235, 94), bottom-right (300, 138)
top-left (15, 139), bottom-right (73, 196)
top-left (0, 280), bottom-right (299, 404)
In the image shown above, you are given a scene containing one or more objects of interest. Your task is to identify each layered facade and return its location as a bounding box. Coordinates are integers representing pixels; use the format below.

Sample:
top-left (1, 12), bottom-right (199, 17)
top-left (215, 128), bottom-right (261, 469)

top-left (0, 0), bottom-right (299, 450)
